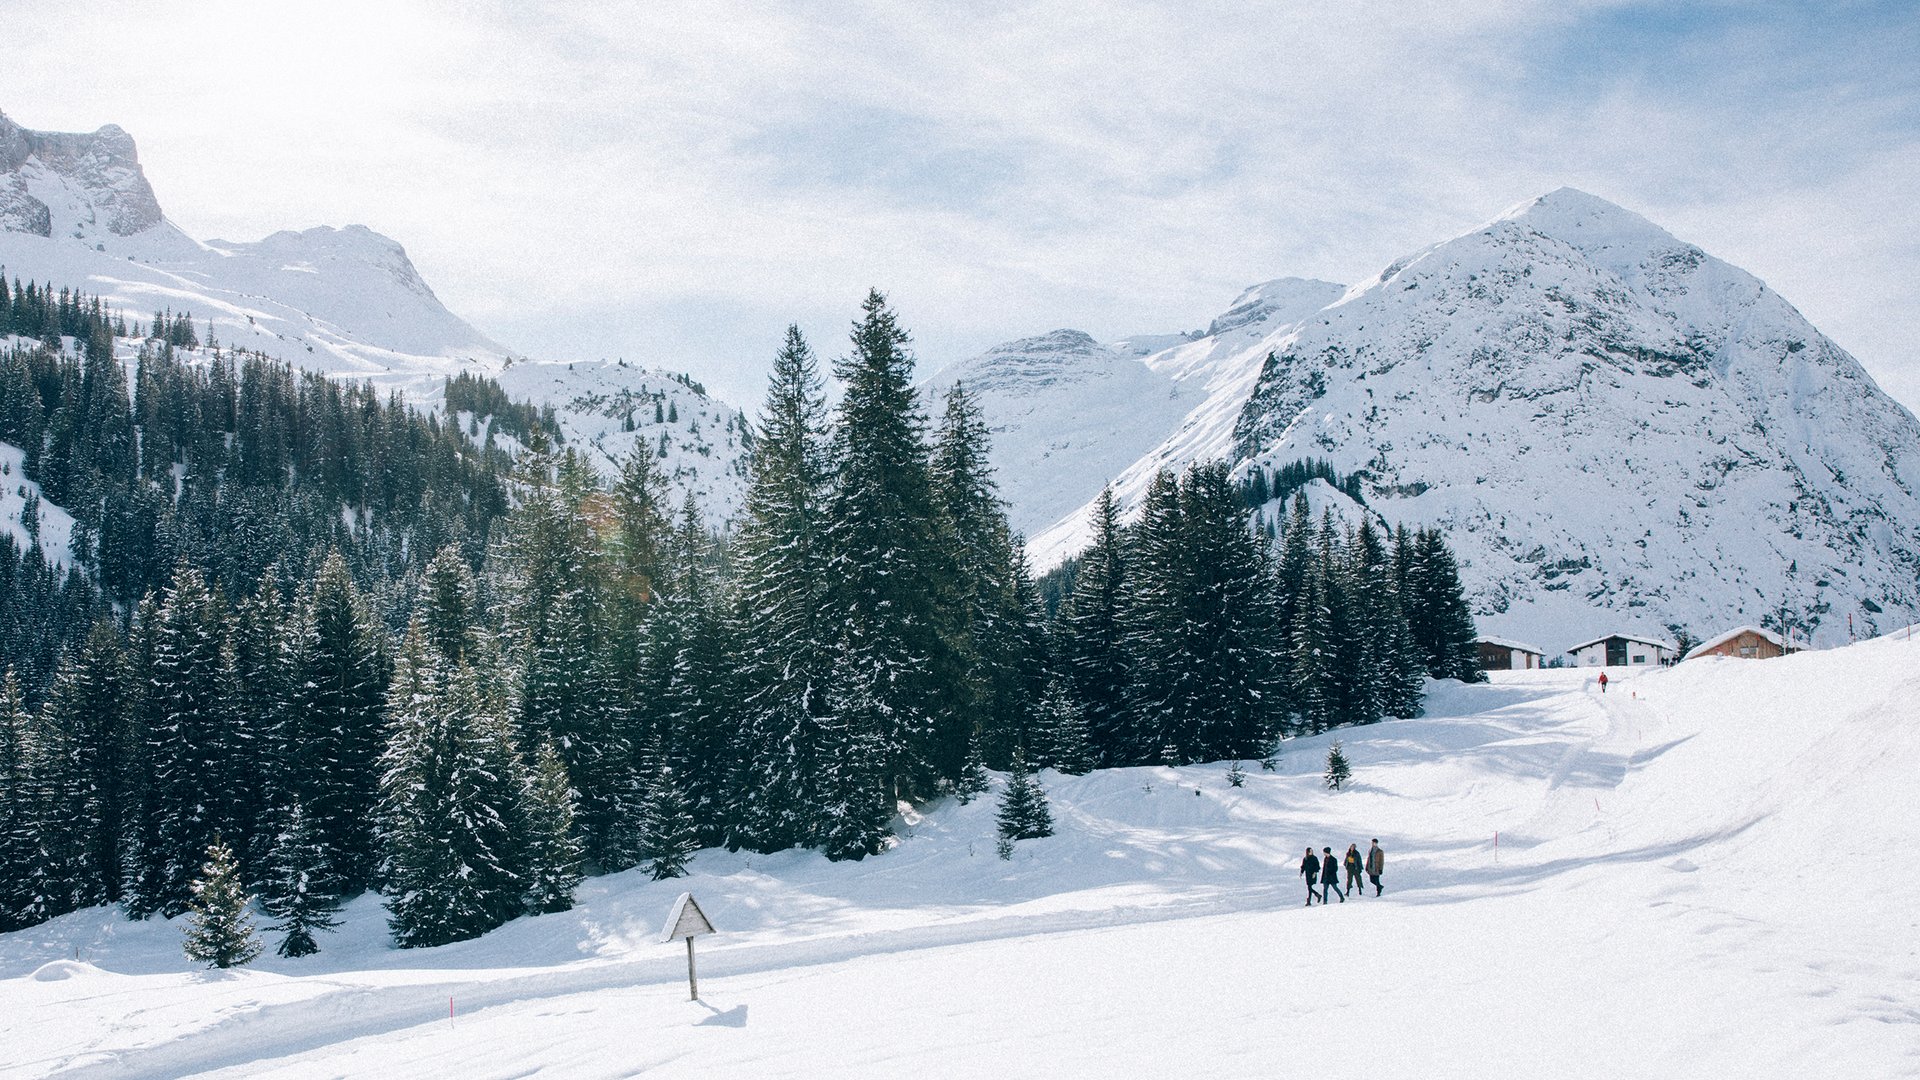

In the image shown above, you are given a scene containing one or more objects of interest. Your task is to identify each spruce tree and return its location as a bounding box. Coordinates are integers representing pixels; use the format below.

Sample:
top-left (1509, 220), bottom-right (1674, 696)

top-left (0, 672), bottom-right (34, 930)
top-left (812, 697), bottom-right (894, 862)
top-left (1031, 678), bottom-right (1093, 776)
top-left (1324, 741), bottom-right (1351, 791)
top-left (522, 736), bottom-right (584, 914)
top-left (953, 734), bottom-right (990, 804)
top-left (378, 629), bottom-right (527, 948)
top-left (1290, 559), bottom-right (1335, 736)
top-left (1058, 486), bottom-right (1130, 766)
top-left (496, 445), bottom-right (629, 869)
top-left (1117, 469), bottom-right (1185, 764)
top-left (823, 290), bottom-right (959, 800)
top-left (133, 564), bottom-right (234, 915)
top-left (729, 326), bottom-right (835, 853)
top-left (261, 801), bottom-right (339, 958)
top-left (284, 554), bottom-right (388, 894)
top-left (932, 383), bottom-right (1027, 765)
top-left (638, 764), bottom-right (697, 881)
top-left (25, 656), bottom-right (107, 921)
top-left (994, 750), bottom-right (1053, 842)
top-left (649, 500), bottom-right (740, 849)
top-left (182, 838), bottom-right (261, 969)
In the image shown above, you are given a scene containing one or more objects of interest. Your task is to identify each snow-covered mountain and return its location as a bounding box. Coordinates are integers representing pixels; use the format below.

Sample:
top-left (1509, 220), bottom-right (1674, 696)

top-left (924, 280), bottom-right (1345, 541)
top-left (922, 329), bottom-right (1201, 539)
top-left (0, 109), bottom-right (747, 522)
top-left (1024, 190), bottom-right (1920, 648)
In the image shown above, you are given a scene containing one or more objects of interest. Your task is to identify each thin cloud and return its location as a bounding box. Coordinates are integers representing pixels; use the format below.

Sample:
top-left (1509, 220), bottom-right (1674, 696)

top-left (1, 0), bottom-right (1913, 409)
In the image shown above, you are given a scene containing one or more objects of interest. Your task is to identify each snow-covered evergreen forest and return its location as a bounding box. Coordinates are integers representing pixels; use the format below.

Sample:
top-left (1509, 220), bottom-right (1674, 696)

top-left (0, 285), bottom-right (1478, 951)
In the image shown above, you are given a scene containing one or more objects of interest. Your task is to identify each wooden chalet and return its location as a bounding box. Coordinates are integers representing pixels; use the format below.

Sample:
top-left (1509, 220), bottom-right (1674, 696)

top-left (1475, 636), bottom-right (1545, 670)
top-left (1683, 625), bottom-right (1795, 662)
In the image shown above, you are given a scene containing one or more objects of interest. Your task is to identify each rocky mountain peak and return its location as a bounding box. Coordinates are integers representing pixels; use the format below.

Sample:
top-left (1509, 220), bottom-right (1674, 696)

top-left (0, 109), bottom-right (163, 238)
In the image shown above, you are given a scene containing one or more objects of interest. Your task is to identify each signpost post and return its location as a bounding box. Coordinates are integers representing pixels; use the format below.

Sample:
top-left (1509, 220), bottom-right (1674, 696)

top-left (660, 892), bottom-right (716, 1001)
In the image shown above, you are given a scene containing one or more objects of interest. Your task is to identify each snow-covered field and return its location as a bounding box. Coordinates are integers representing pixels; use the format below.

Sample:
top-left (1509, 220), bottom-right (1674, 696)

top-left (6, 632), bottom-right (1917, 1079)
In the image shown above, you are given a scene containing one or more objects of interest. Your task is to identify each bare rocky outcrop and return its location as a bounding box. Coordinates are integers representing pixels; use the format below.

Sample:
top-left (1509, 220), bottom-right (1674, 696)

top-left (0, 109), bottom-right (164, 237)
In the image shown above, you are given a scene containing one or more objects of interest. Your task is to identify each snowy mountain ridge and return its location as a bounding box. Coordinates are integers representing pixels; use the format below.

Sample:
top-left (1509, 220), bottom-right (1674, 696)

top-left (0, 108), bottom-right (747, 522)
top-left (1017, 189), bottom-right (1920, 648)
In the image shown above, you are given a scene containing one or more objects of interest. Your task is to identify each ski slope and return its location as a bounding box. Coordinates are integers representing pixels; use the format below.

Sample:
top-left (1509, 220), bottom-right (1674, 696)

top-left (5, 632), bottom-right (1917, 1078)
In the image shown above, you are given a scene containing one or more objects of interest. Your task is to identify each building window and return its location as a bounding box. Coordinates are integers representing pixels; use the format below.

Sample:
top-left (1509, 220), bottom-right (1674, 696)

top-left (1632, 654), bottom-right (1646, 664)
top-left (1739, 646), bottom-right (1757, 658)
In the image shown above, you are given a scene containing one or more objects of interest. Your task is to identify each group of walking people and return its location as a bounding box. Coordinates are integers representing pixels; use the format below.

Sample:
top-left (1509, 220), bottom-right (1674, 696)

top-left (1300, 840), bottom-right (1384, 904)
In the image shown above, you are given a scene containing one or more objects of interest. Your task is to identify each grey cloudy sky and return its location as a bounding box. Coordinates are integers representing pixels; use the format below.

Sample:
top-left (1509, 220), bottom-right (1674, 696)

top-left (4, 0), bottom-right (1917, 410)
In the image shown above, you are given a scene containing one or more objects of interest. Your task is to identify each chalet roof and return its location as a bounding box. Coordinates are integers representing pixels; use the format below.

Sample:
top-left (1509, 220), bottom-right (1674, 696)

top-left (1475, 635), bottom-right (1543, 654)
top-left (1565, 633), bottom-right (1679, 655)
top-left (1683, 625), bottom-right (1793, 661)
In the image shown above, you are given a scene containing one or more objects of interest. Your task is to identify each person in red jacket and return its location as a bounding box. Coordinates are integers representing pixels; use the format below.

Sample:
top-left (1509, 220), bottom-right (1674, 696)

top-left (1300, 847), bottom-right (1322, 905)
top-left (1598, 671), bottom-right (1609, 694)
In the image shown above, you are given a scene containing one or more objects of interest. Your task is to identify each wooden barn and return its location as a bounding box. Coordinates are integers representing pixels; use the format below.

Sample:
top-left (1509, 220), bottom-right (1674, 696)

top-left (1566, 633), bottom-right (1676, 668)
top-left (1475, 636), bottom-right (1544, 670)
top-left (1683, 625), bottom-right (1794, 661)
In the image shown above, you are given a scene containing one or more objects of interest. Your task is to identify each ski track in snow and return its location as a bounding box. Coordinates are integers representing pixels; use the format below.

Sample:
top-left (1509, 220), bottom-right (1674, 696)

top-left (7, 636), bottom-right (1920, 1078)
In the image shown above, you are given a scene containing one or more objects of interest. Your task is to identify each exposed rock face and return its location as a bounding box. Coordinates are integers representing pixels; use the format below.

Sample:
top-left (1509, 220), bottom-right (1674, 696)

top-left (0, 111), bottom-right (164, 238)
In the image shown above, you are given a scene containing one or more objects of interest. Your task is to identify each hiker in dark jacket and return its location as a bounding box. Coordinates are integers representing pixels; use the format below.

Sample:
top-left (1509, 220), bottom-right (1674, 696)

top-left (1320, 846), bottom-right (1345, 902)
top-left (1300, 847), bottom-right (1322, 906)
top-left (1365, 839), bottom-right (1385, 896)
top-left (1343, 844), bottom-right (1364, 897)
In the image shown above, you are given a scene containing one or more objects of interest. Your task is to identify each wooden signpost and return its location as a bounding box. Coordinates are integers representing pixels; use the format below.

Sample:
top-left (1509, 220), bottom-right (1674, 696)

top-left (660, 892), bottom-right (717, 1000)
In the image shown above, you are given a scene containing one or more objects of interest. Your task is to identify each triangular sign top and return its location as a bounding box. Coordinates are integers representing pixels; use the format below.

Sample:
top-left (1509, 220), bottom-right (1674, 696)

top-left (660, 891), bottom-right (715, 942)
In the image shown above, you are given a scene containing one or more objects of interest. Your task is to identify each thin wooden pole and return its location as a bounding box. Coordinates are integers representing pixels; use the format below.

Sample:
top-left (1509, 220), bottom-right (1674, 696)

top-left (686, 936), bottom-right (698, 1000)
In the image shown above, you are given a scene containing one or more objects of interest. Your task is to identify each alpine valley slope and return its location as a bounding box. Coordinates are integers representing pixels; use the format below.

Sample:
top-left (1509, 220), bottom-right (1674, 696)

top-left (0, 109), bottom-right (748, 523)
top-left (4, 630), bottom-right (1917, 1078)
top-left (1024, 190), bottom-right (1920, 649)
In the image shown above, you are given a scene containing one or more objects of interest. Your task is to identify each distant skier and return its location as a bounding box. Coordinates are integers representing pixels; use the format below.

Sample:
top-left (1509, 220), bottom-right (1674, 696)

top-left (1366, 839), bottom-right (1385, 896)
top-left (1320, 847), bottom-right (1345, 902)
top-left (1300, 847), bottom-right (1322, 906)
top-left (1343, 843), bottom-right (1364, 897)
top-left (1598, 671), bottom-right (1609, 694)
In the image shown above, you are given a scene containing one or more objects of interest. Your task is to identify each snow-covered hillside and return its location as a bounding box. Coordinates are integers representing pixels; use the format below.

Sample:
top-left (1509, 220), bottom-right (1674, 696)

top-left (0, 109), bottom-right (748, 523)
top-left (0, 440), bottom-right (75, 568)
top-left (490, 360), bottom-right (749, 528)
top-left (6, 633), bottom-right (1915, 1077)
top-left (922, 330), bottom-right (1200, 538)
top-left (1027, 190), bottom-right (1920, 649)
top-left (924, 280), bottom-right (1344, 544)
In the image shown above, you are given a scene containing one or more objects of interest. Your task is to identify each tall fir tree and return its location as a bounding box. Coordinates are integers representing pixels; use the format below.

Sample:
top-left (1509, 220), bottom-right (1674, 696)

top-left (129, 564), bottom-right (233, 916)
top-left (1057, 486), bottom-right (1131, 767)
top-left (823, 290), bottom-right (961, 800)
top-left (285, 552), bottom-right (388, 894)
top-left (0, 671), bottom-right (34, 929)
top-left (1407, 529), bottom-right (1482, 682)
top-left (1030, 678), bottom-right (1094, 776)
top-left (637, 763), bottom-right (697, 881)
top-left (261, 800), bottom-right (340, 958)
top-left (522, 736), bottom-right (584, 914)
top-left (1118, 469), bottom-right (1185, 764)
top-left (378, 627), bottom-right (528, 948)
top-left (727, 326), bottom-right (835, 853)
top-left (496, 445), bottom-right (630, 869)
